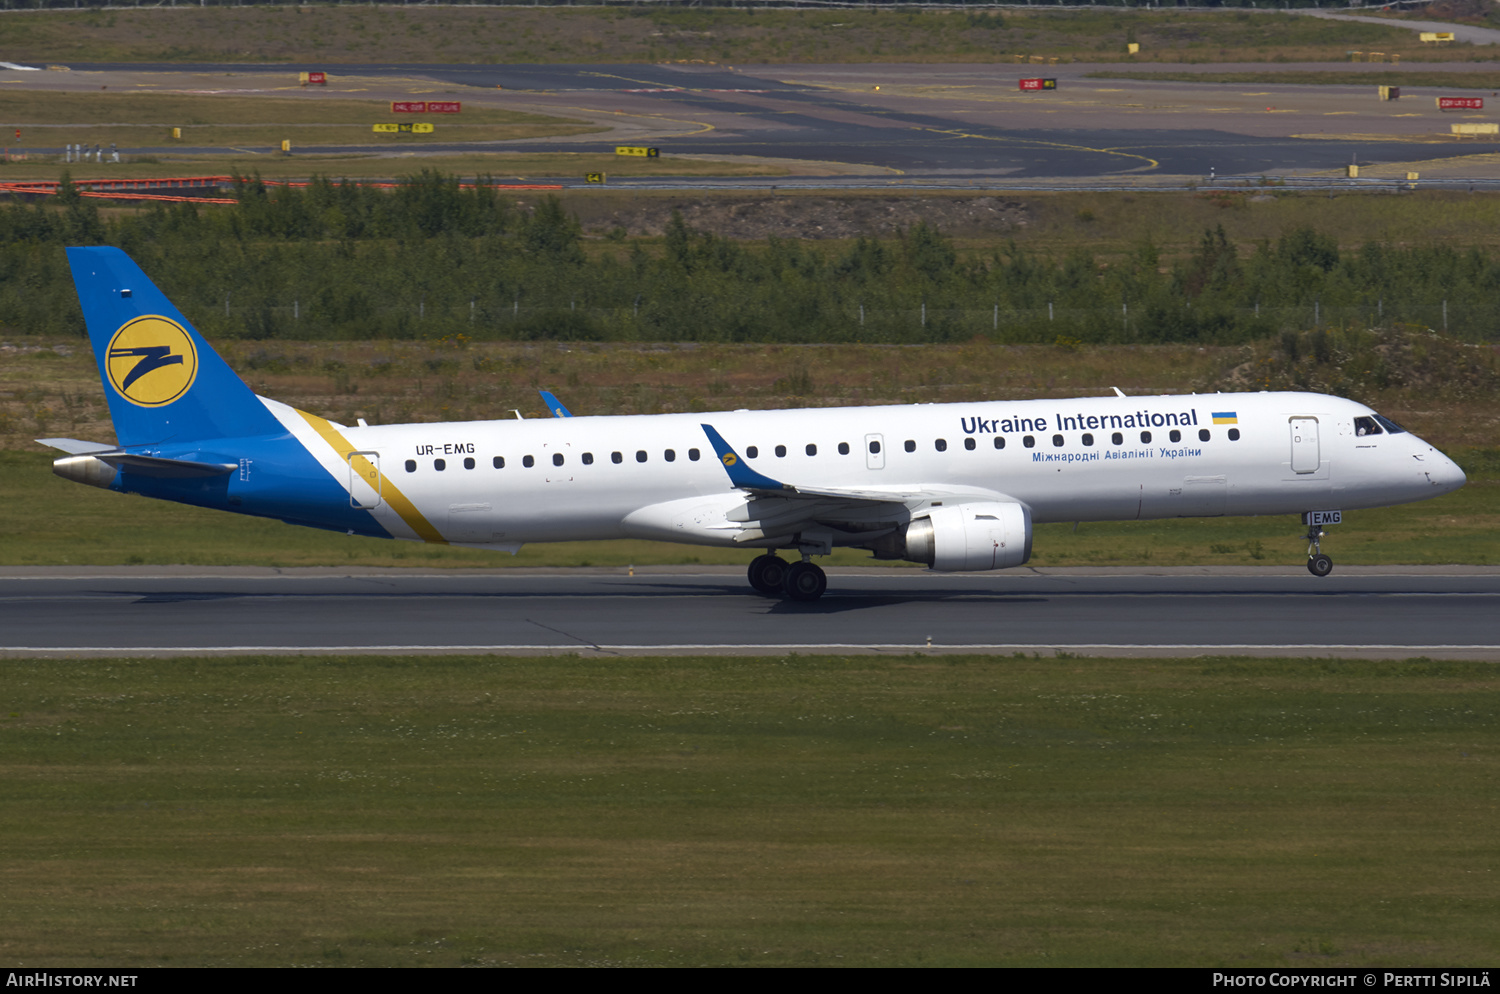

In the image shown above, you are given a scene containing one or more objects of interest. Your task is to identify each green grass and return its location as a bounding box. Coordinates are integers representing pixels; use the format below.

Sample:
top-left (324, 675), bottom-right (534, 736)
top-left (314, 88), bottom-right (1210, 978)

top-left (3, 448), bottom-right (1494, 569)
top-left (1, 653), bottom-right (1495, 966)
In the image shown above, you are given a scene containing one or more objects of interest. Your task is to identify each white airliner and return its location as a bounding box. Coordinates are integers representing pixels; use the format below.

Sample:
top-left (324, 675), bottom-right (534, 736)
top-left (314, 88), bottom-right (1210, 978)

top-left (42, 247), bottom-right (1466, 601)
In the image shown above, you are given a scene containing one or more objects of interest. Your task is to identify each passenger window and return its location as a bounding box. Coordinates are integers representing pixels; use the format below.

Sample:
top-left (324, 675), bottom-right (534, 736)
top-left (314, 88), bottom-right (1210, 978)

top-left (868, 440), bottom-right (881, 454)
top-left (1140, 431), bottom-right (1152, 444)
top-left (611, 451), bottom-right (622, 464)
top-left (405, 459), bottom-right (416, 473)
top-left (1354, 416), bottom-right (1383, 437)
top-left (747, 446), bottom-right (759, 459)
top-left (935, 438), bottom-right (947, 452)
top-left (689, 449), bottom-right (700, 461)
top-left (1228, 428), bottom-right (1240, 441)
top-left (994, 437), bottom-right (1005, 450)
top-left (1023, 435), bottom-right (1035, 448)
top-left (904, 439), bottom-right (916, 453)
top-left (493, 456), bottom-right (505, 469)
top-left (775, 445), bottom-right (786, 458)
top-left (1052, 434), bottom-right (1064, 447)
top-left (464, 457), bottom-right (475, 470)
top-left (1111, 432), bottom-right (1123, 446)
top-left (838, 442), bottom-right (850, 455)
top-left (1082, 433), bottom-right (1094, 447)
top-left (582, 452), bottom-right (594, 465)
top-left (664, 449), bottom-right (675, 462)
top-left (636, 450), bottom-right (647, 463)
top-left (1170, 429), bottom-right (1181, 443)
top-left (964, 437), bottom-right (976, 451)
top-left (806, 443), bottom-right (817, 456)
top-left (1199, 429), bottom-right (1211, 442)
top-left (553, 453), bottom-right (565, 466)
top-left (523, 455), bottom-right (535, 468)
top-left (434, 459), bottom-right (446, 471)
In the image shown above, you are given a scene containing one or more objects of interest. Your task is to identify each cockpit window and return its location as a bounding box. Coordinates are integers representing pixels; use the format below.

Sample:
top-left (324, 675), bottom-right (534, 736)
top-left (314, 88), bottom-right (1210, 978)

top-left (1374, 414), bottom-right (1407, 435)
top-left (1354, 416), bottom-right (1383, 437)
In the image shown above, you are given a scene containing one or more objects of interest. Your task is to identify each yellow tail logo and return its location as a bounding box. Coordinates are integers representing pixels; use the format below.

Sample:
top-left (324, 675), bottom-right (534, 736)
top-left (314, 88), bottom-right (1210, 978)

top-left (106, 316), bottom-right (198, 407)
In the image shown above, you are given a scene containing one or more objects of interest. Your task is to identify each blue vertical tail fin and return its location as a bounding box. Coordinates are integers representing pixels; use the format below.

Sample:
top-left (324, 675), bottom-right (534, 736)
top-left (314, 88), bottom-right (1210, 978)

top-left (67, 246), bottom-right (283, 447)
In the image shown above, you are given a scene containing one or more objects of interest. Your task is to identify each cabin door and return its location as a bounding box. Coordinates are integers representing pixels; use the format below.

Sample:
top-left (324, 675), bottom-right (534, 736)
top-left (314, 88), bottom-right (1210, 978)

top-left (1289, 418), bottom-right (1321, 475)
top-left (347, 451), bottom-right (382, 509)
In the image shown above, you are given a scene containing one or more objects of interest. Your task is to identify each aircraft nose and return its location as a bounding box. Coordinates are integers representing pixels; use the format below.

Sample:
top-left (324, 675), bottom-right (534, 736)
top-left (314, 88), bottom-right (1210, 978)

top-left (1427, 448), bottom-right (1467, 495)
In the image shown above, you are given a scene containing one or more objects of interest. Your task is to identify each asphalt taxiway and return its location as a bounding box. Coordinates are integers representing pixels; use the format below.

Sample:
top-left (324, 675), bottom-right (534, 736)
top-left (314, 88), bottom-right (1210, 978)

top-left (26, 59), bottom-right (1500, 181)
top-left (3, 566), bottom-right (1496, 659)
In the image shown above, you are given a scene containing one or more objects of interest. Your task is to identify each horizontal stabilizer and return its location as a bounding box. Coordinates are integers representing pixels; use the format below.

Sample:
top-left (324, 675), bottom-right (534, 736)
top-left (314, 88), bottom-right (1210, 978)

top-left (36, 437), bottom-right (115, 455)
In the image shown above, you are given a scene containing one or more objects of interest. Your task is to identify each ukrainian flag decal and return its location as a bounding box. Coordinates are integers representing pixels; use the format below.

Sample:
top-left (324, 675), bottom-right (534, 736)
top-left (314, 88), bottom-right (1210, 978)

top-left (1212, 412), bottom-right (1238, 425)
top-left (105, 316), bottom-right (199, 408)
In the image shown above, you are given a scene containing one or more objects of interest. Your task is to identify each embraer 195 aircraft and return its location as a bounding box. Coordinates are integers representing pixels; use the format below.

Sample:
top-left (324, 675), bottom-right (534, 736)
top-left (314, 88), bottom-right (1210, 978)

top-left (43, 247), bottom-right (1466, 601)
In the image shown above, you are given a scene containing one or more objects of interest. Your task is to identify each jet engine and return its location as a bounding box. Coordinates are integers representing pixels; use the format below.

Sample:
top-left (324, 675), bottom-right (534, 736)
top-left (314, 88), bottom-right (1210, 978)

top-left (896, 501), bottom-right (1033, 571)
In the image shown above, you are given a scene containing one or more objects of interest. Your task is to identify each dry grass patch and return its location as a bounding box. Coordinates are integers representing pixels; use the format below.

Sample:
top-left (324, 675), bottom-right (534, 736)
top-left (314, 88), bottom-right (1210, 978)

top-left (0, 87), bottom-right (599, 151)
top-left (0, 7), bottom-right (1457, 67)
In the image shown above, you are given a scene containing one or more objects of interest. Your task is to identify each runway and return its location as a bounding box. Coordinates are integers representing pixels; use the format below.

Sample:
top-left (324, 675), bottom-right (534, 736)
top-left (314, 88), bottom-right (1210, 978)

top-left (3, 566), bottom-right (1496, 659)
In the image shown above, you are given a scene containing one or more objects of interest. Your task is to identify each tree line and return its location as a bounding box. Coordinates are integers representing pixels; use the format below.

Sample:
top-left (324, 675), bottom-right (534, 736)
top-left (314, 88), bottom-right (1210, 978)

top-left (2, 172), bottom-right (1497, 344)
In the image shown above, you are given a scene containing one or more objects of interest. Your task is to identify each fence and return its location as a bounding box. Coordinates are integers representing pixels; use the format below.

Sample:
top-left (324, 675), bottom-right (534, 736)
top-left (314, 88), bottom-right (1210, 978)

top-left (196, 299), bottom-right (1500, 344)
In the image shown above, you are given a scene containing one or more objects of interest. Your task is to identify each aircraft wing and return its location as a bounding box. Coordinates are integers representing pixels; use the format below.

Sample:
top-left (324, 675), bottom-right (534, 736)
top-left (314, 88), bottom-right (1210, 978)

top-left (687, 424), bottom-right (1027, 549)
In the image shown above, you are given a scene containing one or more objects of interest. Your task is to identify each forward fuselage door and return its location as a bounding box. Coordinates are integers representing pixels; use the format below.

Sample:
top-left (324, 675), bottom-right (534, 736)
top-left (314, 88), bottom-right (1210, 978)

top-left (1289, 417), bottom-right (1321, 475)
top-left (865, 433), bottom-right (885, 471)
top-left (347, 450), bottom-right (382, 509)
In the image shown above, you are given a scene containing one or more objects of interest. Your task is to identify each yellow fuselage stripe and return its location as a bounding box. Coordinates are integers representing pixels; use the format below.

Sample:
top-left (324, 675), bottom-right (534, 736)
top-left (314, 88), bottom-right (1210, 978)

top-left (295, 409), bottom-right (448, 544)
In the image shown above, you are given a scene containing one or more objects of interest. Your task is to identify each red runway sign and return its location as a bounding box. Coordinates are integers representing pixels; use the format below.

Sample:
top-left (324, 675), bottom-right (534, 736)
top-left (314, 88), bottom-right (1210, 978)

top-left (392, 101), bottom-right (463, 114)
top-left (1019, 78), bottom-right (1057, 92)
top-left (1438, 96), bottom-right (1484, 110)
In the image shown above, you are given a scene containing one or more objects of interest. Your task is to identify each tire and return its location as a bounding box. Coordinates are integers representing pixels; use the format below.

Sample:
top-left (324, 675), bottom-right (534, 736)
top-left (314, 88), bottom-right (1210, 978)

top-left (782, 561), bottom-right (827, 602)
top-left (1308, 553), bottom-right (1333, 577)
top-left (748, 554), bottom-right (789, 596)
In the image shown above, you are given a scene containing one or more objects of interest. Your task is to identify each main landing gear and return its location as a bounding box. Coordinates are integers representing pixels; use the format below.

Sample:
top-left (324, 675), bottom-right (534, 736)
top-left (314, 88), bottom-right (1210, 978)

top-left (748, 553), bottom-right (827, 602)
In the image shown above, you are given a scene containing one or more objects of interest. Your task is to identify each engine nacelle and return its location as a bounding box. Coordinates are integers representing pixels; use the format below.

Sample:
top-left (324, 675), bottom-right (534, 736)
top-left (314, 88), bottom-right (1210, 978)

top-left (903, 501), bottom-right (1032, 571)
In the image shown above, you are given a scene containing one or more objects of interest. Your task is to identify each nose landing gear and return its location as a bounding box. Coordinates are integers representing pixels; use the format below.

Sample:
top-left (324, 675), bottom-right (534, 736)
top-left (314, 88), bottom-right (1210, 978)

top-left (1302, 510), bottom-right (1341, 577)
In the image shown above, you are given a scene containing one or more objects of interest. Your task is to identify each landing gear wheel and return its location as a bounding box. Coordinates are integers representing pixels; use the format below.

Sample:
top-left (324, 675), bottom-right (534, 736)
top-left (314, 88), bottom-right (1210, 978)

top-left (748, 554), bottom-right (789, 596)
top-left (1308, 553), bottom-right (1333, 577)
top-left (782, 561), bottom-right (827, 602)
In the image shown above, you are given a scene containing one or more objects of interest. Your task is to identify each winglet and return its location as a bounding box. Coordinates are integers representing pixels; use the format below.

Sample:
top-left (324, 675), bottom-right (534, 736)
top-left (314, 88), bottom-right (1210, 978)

top-left (538, 389), bottom-right (573, 418)
top-left (700, 424), bottom-right (792, 492)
